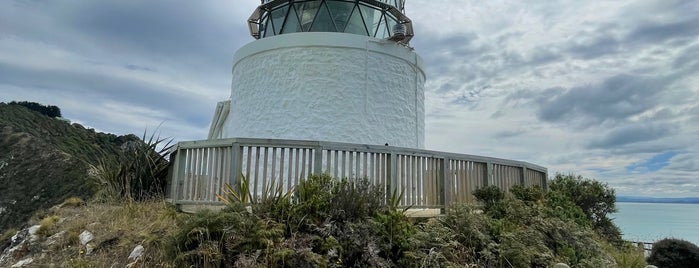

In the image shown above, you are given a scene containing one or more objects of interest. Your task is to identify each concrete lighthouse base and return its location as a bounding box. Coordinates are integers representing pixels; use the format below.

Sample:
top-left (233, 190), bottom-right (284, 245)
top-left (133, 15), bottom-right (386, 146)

top-left (210, 32), bottom-right (426, 148)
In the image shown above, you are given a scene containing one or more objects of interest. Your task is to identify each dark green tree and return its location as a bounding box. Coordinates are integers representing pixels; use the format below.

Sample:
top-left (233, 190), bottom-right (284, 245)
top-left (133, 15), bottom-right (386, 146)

top-left (547, 173), bottom-right (621, 242)
top-left (8, 101), bottom-right (62, 117)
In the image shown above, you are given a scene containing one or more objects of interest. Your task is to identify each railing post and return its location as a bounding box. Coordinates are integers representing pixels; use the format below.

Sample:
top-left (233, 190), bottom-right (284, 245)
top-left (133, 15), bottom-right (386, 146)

top-left (169, 146), bottom-right (181, 204)
top-left (230, 142), bottom-right (242, 187)
top-left (486, 162), bottom-right (494, 186)
top-left (387, 151), bottom-right (397, 198)
top-left (440, 157), bottom-right (451, 213)
top-left (313, 145), bottom-right (323, 176)
top-left (521, 166), bottom-right (528, 186)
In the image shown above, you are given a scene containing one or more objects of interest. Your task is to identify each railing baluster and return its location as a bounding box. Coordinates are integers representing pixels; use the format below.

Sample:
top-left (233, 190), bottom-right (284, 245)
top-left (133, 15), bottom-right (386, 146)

top-left (294, 148), bottom-right (300, 185)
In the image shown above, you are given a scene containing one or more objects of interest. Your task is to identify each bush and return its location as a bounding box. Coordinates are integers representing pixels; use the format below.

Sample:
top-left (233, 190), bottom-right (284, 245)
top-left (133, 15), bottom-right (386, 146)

top-left (473, 185), bottom-right (505, 218)
top-left (510, 184), bottom-right (544, 204)
top-left (547, 173), bottom-right (621, 243)
top-left (648, 238), bottom-right (699, 267)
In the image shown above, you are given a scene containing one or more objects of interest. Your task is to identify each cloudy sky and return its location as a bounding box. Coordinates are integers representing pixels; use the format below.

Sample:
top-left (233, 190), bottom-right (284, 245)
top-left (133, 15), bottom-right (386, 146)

top-left (1, 0), bottom-right (697, 197)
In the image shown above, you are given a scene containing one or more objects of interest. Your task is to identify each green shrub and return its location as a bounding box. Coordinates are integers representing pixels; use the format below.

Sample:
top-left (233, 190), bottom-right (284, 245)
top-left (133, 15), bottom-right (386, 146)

top-left (547, 173), bottom-right (621, 243)
top-left (510, 184), bottom-right (545, 204)
top-left (473, 185), bottom-right (506, 218)
top-left (168, 210), bottom-right (234, 262)
top-left (648, 238), bottom-right (699, 268)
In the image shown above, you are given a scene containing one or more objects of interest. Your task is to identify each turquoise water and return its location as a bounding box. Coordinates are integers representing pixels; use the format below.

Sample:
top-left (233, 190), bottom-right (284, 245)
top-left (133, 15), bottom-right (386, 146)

top-left (613, 202), bottom-right (699, 245)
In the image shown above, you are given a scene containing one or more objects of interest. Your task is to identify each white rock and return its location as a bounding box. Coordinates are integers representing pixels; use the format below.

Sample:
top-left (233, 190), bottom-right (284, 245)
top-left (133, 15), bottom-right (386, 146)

top-left (79, 230), bottom-right (93, 246)
top-left (128, 245), bottom-right (144, 261)
top-left (85, 243), bottom-right (95, 255)
top-left (27, 225), bottom-right (41, 242)
top-left (9, 230), bottom-right (20, 243)
top-left (645, 266), bottom-right (658, 268)
top-left (553, 263), bottom-right (570, 268)
top-left (11, 257), bottom-right (33, 267)
top-left (45, 231), bottom-right (65, 246)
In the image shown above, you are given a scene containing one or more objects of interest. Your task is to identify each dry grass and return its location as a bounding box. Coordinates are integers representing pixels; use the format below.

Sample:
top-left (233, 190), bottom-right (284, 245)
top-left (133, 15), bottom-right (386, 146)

top-left (606, 242), bottom-right (647, 268)
top-left (37, 215), bottom-right (61, 237)
top-left (26, 200), bottom-right (181, 267)
top-left (1, 228), bottom-right (17, 243)
top-left (59, 197), bottom-right (86, 208)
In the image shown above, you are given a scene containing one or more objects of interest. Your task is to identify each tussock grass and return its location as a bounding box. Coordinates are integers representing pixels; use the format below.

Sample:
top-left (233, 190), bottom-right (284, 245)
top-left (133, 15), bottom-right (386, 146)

top-left (60, 197), bottom-right (86, 208)
top-left (608, 243), bottom-right (647, 268)
top-left (37, 215), bottom-right (61, 237)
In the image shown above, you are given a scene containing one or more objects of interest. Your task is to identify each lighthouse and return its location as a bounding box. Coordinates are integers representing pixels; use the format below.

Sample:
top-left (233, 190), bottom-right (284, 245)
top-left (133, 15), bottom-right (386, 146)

top-left (208, 0), bottom-right (426, 148)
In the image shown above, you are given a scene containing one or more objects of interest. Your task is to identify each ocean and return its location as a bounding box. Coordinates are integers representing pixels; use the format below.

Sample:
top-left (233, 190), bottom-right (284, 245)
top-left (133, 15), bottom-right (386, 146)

top-left (613, 202), bottom-right (699, 245)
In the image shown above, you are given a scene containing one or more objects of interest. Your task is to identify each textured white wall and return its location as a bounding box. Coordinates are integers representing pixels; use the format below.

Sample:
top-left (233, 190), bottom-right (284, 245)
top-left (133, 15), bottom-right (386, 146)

top-left (222, 33), bottom-right (426, 148)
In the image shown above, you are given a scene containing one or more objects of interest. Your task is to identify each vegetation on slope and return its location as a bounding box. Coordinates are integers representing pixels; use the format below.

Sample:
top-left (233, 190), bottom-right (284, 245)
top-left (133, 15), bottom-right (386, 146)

top-left (2, 172), bottom-right (648, 267)
top-left (160, 174), bottom-right (643, 267)
top-left (0, 102), bottom-right (141, 232)
top-left (0, 101), bottom-right (652, 266)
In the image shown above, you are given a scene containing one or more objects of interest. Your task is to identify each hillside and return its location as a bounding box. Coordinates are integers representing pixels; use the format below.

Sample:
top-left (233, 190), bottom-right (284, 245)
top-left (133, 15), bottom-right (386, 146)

top-left (0, 103), bottom-right (138, 232)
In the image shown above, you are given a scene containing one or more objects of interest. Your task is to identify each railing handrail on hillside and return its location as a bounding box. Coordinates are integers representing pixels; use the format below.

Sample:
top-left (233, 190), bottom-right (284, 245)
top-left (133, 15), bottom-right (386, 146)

top-left (167, 138), bottom-right (547, 212)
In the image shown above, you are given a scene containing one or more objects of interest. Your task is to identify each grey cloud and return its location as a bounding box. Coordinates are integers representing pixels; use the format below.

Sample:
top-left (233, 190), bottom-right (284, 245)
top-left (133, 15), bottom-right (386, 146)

top-left (568, 35), bottom-right (622, 60)
top-left (517, 74), bottom-right (669, 128)
top-left (673, 43), bottom-right (699, 70)
top-left (667, 153), bottom-right (699, 172)
top-left (625, 17), bottom-right (699, 45)
top-left (586, 123), bottom-right (675, 149)
top-left (0, 62), bottom-right (212, 128)
top-left (494, 129), bottom-right (526, 139)
top-left (64, 1), bottom-right (247, 67)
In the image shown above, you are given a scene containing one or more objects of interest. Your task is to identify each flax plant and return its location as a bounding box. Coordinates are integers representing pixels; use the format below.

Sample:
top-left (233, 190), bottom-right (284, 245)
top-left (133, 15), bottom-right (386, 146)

top-left (93, 130), bottom-right (173, 202)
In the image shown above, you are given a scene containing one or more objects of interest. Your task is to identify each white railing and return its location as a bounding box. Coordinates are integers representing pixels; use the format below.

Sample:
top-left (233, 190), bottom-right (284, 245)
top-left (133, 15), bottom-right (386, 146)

top-left (167, 138), bottom-right (547, 211)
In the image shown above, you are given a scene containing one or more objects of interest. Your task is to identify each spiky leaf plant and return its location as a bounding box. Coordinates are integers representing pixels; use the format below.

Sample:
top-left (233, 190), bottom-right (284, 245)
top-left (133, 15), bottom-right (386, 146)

top-left (92, 129), bottom-right (173, 201)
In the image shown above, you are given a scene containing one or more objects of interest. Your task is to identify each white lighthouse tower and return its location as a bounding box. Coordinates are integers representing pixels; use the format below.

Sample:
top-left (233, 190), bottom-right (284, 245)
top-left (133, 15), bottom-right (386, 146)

top-left (208, 0), bottom-right (426, 148)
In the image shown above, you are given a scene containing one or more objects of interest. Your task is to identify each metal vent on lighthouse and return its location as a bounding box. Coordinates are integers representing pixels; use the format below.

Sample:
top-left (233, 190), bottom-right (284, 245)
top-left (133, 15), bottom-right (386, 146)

top-left (249, 0), bottom-right (414, 43)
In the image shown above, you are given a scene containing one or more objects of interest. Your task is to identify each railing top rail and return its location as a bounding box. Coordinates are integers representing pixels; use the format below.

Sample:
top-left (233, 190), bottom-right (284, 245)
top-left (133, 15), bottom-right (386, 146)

top-left (175, 138), bottom-right (547, 173)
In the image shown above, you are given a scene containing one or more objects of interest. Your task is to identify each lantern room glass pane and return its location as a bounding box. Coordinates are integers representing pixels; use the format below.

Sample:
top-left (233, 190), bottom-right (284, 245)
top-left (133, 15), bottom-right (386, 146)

top-left (344, 5), bottom-right (368, 35)
top-left (282, 5), bottom-right (302, 34)
top-left (358, 4), bottom-right (378, 37)
top-left (310, 2), bottom-right (336, 32)
top-left (263, 20), bottom-right (271, 37)
top-left (326, 1), bottom-right (353, 32)
top-left (375, 14), bottom-right (389, 38)
top-left (271, 5), bottom-right (289, 35)
top-left (296, 2), bottom-right (321, 32)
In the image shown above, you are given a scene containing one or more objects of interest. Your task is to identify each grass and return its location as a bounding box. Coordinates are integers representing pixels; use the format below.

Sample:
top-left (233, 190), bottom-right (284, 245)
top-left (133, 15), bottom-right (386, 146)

top-left (607, 242), bottom-right (647, 268)
top-left (1, 228), bottom-right (17, 243)
top-left (60, 197), bottom-right (86, 208)
top-left (22, 201), bottom-right (181, 267)
top-left (37, 215), bottom-right (61, 237)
